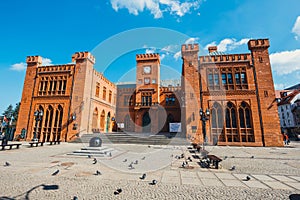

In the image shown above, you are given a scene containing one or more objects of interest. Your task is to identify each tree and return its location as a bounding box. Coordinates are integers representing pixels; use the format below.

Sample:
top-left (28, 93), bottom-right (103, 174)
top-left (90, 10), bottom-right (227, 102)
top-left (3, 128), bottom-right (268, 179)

top-left (2, 104), bottom-right (14, 119)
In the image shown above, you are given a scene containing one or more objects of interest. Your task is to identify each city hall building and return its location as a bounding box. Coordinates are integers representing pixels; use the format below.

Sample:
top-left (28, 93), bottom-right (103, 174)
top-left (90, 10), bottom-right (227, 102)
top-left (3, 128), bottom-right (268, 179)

top-left (16, 39), bottom-right (283, 146)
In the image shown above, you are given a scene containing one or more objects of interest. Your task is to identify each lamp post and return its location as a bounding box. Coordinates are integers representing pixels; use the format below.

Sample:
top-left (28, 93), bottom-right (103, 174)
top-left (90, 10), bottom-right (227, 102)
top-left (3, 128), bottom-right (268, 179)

top-left (33, 109), bottom-right (43, 142)
top-left (199, 108), bottom-right (210, 150)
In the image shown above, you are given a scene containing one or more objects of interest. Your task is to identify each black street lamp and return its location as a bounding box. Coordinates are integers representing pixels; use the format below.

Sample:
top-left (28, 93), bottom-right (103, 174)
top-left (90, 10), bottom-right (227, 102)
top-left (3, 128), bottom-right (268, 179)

top-left (33, 109), bottom-right (43, 142)
top-left (199, 108), bottom-right (210, 150)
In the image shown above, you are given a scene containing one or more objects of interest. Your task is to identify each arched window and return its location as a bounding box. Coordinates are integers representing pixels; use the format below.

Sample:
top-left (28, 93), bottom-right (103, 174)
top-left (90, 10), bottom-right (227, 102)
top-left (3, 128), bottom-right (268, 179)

top-left (225, 102), bottom-right (238, 142)
top-left (225, 102), bottom-right (237, 128)
top-left (239, 102), bottom-right (254, 142)
top-left (53, 105), bottom-right (63, 141)
top-left (92, 107), bottom-right (98, 131)
top-left (211, 102), bottom-right (223, 129)
top-left (100, 110), bottom-right (105, 131)
top-left (43, 105), bottom-right (54, 142)
top-left (211, 102), bottom-right (224, 143)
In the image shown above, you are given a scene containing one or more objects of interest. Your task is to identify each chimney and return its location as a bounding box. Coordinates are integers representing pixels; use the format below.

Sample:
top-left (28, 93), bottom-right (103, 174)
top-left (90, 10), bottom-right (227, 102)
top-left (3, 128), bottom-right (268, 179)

top-left (208, 46), bottom-right (218, 53)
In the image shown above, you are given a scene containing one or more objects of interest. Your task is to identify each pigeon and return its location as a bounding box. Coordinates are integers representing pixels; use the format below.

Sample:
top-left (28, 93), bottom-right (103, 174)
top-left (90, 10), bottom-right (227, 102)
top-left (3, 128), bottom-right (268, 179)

top-left (224, 156), bottom-right (228, 160)
top-left (229, 166), bottom-right (236, 171)
top-left (52, 169), bottom-right (60, 176)
top-left (128, 163), bottom-right (134, 169)
top-left (134, 160), bottom-right (138, 165)
top-left (87, 155), bottom-right (92, 158)
top-left (141, 157), bottom-right (146, 160)
top-left (4, 162), bottom-right (11, 167)
top-left (231, 156), bottom-right (235, 158)
top-left (73, 196), bottom-right (78, 200)
top-left (182, 161), bottom-right (188, 168)
top-left (140, 173), bottom-right (146, 180)
top-left (93, 158), bottom-right (97, 164)
top-left (108, 152), bottom-right (112, 157)
top-left (188, 157), bottom-right (192, 162)
top-left (181, 153), bottom-right (184, 158)
top-left (95, 170), bottom-right (102, 175)
top-left (114, 188), bottom-right (122, 195)
top-left (245, 176), bottom-right (251, 181)
top-left (251, 156), bottom-right (254, 159)
top-left (148, 145), bottom-right (151, 148)
top-left (150, 179), bottom-right (157, 185)
top-left (123, 159), bottom-right (127, 162)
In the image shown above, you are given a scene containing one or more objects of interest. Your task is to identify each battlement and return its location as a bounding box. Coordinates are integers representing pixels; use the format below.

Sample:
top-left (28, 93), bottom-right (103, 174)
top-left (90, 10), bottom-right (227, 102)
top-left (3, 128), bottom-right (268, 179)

top-left (199, 53), bottom-right (251, 63)
top-left (136, 53), bottom-right (160, 61)
top-left (26, 56), bottom-right (42, 64)
top-left (72, 51), bottom-right (96, 64)
top-left (208, 46), bottom-right (218, 53)
top-left (248, 39), bottom-right (270, 50)
top-left (181, 43), bottom-right (199, 52)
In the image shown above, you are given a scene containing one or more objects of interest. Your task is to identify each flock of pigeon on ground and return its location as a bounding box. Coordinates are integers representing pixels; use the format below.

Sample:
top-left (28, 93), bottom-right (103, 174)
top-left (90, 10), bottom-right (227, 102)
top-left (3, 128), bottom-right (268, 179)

top-left (2, 145), bottom-right (254, 199)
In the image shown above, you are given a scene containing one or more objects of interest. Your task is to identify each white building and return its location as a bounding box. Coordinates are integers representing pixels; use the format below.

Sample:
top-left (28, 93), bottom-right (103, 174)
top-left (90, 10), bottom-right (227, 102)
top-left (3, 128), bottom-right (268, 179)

top-left (277, 90), bottom-right (300, 130)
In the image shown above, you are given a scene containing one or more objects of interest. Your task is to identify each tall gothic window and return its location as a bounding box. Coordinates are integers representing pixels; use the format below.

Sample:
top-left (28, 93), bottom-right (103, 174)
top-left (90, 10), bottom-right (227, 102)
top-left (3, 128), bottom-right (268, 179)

top-left (239, 102), bottom-right (254, 142)
top-left (225, 102), bottom-right (238, 142)
top-left (211, 102), bottom-right (224, 143)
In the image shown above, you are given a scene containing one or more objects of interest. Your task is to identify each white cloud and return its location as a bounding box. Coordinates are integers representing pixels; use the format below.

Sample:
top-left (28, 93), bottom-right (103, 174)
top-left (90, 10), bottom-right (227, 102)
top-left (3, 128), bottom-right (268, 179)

top-left (145, 48), bottom-right (156, 54)
top-left (204, 38), bottom-right (250, 52)
top-left (292, 16), bottom-right (300, 40)
top-left (184, 37), bottom-right (199, 44)
top-left (42, 57), bottom-right (53, 66)
top-left (161, 44), bottom-right (179, 52)
top-left (10, 62), bottom-right (26, 71)
top-left (110, 0), bottom-right (202, 19)
top-left (160, 54), bottom-right (166, 60)
top-left (270, 49), bottom-right (300, 75)
top-left (173, 51), bottom-right (181, 60)
top-left (10, 57), bottom-right (53, 71)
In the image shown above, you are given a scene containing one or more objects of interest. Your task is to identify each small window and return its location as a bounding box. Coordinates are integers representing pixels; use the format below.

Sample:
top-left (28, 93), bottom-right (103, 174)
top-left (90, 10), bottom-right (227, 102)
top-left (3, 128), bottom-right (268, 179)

top-left (152, 79), bottom-right (156, 84)
top-left (264, 91), bottom-right (268, 97)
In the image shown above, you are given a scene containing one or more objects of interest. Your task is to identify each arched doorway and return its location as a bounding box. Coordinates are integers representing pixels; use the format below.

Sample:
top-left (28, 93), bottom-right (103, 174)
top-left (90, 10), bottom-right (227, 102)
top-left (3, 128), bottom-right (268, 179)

top-left (142, 112), bottom-right (151, 133)
top-left (106, 112), bottom-right (111, 132)
top-left (167, 113), bottom-right (174, 132)
top-left (100, 110), bottom-right (105, 132)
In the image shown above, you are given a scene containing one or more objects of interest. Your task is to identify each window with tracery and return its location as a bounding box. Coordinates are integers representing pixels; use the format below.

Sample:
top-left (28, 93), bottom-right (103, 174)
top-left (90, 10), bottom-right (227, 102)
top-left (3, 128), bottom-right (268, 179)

top-left (38, 76), bottom-right (67, 96)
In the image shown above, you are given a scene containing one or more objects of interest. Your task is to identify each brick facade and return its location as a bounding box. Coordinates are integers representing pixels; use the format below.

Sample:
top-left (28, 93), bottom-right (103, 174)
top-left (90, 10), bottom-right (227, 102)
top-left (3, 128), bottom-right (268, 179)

top-left (16, 52), bottom-right (116, 142)
top-left (16, 38), bottom-right (282, 146)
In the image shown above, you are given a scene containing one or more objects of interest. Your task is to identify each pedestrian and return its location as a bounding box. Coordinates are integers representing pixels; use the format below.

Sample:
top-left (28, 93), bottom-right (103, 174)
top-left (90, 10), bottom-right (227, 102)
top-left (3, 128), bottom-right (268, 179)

top-left (284, 134), bottom-right (289, 145)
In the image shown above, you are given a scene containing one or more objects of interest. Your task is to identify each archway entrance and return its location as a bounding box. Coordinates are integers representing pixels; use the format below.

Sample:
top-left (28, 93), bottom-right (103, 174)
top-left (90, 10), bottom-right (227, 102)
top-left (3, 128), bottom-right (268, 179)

top-left (106, 112), bottom-right (110, 132)
top-left (142, 112), bottom-right (151, 133)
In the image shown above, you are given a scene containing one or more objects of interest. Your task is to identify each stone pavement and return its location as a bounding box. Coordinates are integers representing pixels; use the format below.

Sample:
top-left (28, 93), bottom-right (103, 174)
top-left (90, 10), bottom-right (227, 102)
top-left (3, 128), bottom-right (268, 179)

top-left (0, 141), bottom-right (299, 199)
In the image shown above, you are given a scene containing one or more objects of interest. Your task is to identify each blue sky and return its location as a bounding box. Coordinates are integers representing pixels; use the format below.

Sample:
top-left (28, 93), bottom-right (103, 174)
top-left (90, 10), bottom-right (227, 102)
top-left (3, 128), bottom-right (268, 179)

top-left (0, 0), bottom-right (300, 114)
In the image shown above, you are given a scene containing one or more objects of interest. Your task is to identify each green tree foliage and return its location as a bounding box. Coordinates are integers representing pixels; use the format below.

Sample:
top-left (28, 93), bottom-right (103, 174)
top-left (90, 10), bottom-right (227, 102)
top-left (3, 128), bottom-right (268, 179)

top-left (2, 102), bottom-right (20, 121)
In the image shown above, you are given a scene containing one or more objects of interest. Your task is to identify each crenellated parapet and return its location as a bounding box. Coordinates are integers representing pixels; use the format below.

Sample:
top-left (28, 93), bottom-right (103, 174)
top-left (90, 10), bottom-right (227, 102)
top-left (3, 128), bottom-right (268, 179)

top-left (72, 51), bottom-right (95, 64)
top-left (181, 44), bottom-right (199, 52)
top-left (136, 53), bottom-right (160, 61)
top-left (94, 70), bottom-right (116, 88)
top-left (199, 53), bottom-right (251, 63)
top-left (26, 56), bottom-right (42, 65)
top-left (248, 39), bottom-right (270, 50)
top-left (37, 64), bottom-right (75, 74)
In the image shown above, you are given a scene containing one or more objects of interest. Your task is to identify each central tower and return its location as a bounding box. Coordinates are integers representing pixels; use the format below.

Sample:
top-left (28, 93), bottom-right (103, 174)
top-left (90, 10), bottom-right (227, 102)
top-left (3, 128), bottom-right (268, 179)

top-left (134, 53), bottom-right (161, 133)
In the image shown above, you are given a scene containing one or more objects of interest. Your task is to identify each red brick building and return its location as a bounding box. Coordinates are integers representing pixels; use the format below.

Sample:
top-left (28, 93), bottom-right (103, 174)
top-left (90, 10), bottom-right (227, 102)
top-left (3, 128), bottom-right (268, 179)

top-left (116, 39), bottom-right (282, 147)
top-left (16, 39), bottom-right (283, 146)
top-left (16, 52), bottom-right (116, 142)
top-left (181, 39), bottom-right (282, 146)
